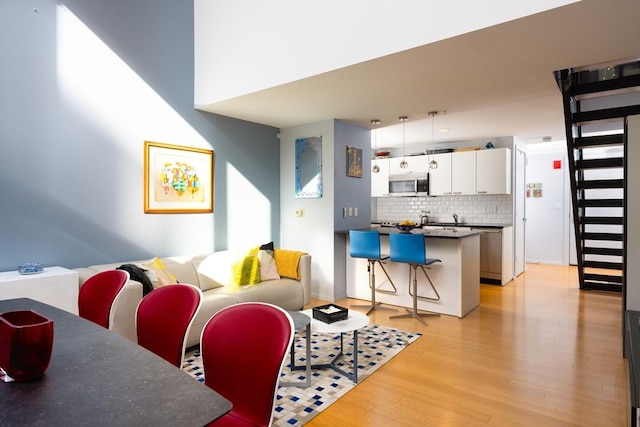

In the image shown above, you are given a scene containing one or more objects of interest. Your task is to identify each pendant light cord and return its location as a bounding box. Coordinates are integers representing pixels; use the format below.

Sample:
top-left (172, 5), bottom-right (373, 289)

top-left (399, 116), bottom-right (408, 168)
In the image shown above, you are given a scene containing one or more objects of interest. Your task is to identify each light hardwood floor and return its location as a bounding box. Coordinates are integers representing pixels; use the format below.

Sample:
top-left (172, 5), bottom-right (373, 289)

top-left (305, 264), bottom-right (630, 427)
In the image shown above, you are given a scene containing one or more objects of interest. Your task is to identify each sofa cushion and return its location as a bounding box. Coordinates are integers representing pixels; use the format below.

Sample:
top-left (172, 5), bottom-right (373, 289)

top-left (194, 250), bottom-right (246, 290)
top-left (161, 257), bottom-right (199, 287)
top-left (212, 278), bottom-right (304, 311)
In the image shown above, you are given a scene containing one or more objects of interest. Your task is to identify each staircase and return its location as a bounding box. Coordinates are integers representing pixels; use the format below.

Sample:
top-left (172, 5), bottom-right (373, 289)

top-left (555, 61), bottom-right (640, 292)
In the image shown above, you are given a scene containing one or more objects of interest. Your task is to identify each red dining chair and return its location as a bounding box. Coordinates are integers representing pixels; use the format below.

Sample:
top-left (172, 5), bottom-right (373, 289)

top-left (136, 284), bottom-right (202, 368)
top-left (78, 270), bottom-right (130, 329)
top-left (201, 303), bottom-right (294, 427)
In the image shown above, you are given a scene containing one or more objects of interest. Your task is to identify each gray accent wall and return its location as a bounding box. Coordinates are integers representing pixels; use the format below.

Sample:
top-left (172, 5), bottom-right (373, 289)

top-left (0, 0), bottom-right (280, 271)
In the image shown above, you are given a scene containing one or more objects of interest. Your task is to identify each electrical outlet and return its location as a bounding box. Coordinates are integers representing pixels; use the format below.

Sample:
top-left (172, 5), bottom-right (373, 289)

top-left (348, 207), bottom-right (353, 217)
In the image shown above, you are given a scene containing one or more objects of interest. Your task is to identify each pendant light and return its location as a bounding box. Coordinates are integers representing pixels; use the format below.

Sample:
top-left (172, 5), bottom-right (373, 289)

top-left (428, 111), bottom-right (439, 169)
top-left (371, 119), bottom-right (381, 173)
top-left (399, 116), bottom-right (408, 169)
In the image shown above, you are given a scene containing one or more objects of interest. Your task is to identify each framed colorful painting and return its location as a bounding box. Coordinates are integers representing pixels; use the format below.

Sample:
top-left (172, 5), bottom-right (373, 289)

top-left (144, 141), bottom-right (214, 213)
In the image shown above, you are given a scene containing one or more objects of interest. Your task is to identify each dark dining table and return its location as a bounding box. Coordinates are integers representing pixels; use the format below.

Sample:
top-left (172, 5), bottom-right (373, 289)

top-left (0, 298), bottom-right (231, 426)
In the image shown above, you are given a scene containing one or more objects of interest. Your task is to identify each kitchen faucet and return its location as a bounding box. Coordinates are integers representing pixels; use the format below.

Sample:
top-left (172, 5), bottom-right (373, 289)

top-left (452, 213), bottom-right (459, 225)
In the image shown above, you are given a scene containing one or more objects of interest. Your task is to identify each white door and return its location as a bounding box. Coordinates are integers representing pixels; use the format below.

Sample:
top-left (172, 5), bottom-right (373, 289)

top-left (514, 147), bottom-right (526, 276)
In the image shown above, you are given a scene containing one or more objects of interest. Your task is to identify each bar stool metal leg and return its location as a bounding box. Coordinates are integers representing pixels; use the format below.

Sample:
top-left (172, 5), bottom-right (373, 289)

top-left (389, 264), bottom-right (440, 326)
top-left (350, 259), bottom-right (398, 315)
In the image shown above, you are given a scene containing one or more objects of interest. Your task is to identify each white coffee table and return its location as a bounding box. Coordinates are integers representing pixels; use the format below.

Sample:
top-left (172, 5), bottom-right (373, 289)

top-left (300, 308), bottom-right (369, 383)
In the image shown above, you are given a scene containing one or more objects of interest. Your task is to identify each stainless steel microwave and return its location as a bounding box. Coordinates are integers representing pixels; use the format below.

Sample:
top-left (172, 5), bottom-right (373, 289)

top-left (388, 173), bottom-right (429, 196)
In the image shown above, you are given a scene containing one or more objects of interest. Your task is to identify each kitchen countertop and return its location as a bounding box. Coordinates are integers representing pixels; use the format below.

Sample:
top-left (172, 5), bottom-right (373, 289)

top-left (336, 227), bottom-right (480, 239)
top-left (372, 222), bottom-right (510, 229)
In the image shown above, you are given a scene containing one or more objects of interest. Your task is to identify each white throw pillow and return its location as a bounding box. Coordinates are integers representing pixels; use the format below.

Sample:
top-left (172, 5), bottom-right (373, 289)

top-left (258, 249), bottom-right (280, 281)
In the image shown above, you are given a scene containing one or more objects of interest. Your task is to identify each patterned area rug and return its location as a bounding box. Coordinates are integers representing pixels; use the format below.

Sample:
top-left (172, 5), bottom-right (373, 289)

top-left (183, 323), bottom-right (421, 426)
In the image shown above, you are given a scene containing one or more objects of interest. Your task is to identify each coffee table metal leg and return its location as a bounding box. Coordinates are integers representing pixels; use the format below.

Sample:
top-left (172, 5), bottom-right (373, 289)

top-left (281, 323), bottom-right (311, 388)
top-left (309, 330), bottom-right (359, 383)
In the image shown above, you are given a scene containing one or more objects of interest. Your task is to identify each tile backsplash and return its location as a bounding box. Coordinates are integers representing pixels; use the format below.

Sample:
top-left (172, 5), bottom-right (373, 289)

top-left (373, 194), bottom-right (513, 226)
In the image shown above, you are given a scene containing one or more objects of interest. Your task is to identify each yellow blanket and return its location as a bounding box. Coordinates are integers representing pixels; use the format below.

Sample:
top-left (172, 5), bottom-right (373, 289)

top-left (273, 249), bottom-right (306, 280)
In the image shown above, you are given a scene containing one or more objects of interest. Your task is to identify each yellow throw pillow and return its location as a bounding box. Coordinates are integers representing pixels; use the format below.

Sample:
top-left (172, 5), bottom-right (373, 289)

top-left (141, 257), bottom-right (178, 289)
top-left (231, 255), bottom-right (261, 286)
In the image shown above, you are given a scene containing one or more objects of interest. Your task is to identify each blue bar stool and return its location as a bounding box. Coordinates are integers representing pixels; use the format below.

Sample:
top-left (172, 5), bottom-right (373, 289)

top-left (349, 230), bottom-right (398, 315)
top-left (388, 232), bottom-right (441, 326)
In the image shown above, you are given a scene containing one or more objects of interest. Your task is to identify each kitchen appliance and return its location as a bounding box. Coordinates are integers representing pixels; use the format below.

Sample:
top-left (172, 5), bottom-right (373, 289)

top-left (388, 173), bottom-right (429, 197)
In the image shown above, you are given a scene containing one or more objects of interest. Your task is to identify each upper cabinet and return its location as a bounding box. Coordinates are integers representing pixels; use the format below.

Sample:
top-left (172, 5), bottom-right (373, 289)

top-left (427, 148), bottom-right (511, 196)
top-left (451, 151), bottom-right (477, 195)
top-left (373, 148), bottom-right (512, 197)
top-left (388, 154), bottom-right (428, 175)
top-left (428, 153), bottom-right (452, 196)
top-left (477, 148), bottom-right (511, 194)
top-left (371, 158), bottom-right (390, 197)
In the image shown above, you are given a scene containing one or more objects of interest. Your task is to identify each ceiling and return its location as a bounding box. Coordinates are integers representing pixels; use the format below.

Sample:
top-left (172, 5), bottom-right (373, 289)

top-left (197, 0), bottom-right (640, 149)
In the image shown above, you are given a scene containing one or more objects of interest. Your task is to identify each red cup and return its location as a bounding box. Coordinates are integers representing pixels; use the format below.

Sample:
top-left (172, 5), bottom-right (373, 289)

top-left (0, 310), bottom-right (54, 381)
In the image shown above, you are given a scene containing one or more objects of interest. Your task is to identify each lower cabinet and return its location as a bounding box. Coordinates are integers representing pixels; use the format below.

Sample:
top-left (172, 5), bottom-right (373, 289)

top-left (471, 226), bottom-right (513, 286)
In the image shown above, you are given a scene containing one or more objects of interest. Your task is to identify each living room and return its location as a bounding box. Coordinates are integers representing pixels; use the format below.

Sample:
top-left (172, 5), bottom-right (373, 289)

top-left (1, 1), bottom-right (639, 425)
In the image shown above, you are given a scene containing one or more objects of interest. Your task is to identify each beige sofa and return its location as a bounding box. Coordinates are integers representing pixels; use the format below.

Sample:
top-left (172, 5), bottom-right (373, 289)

top-left (74, 249), bottom-right (311, 348)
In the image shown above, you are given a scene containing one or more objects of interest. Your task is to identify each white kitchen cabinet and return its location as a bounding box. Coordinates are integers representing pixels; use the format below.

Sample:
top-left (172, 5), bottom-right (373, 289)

top-left (428, 153), bottom-right (452, 196)
top-left (388, 154), bottom-right (428, 175)
top-left (371, 158), bottom-right (390, 197)
top-left (476, 148), bottom-right (511, 194)
top-left (451, 151), bottom-right (476, 195)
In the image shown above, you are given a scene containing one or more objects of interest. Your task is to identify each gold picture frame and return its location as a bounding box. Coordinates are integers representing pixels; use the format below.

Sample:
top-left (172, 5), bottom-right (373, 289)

top-left (144, 141), bottom-right (214, 213)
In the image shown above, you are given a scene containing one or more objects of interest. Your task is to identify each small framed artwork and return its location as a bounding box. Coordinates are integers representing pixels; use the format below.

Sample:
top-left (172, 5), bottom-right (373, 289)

top-left (144, 141), bottom-right (214, 213)
top-left (346, 146), bottom-right (362, 178)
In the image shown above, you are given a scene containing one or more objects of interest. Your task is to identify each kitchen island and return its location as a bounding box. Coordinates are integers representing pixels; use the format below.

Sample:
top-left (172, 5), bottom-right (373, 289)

top-left (339, 227), bottom-right (480, 318)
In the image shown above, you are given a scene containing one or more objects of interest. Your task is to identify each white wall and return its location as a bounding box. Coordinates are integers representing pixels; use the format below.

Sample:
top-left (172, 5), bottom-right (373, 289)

top-left (194, 0), bottom-right (577, 105)
top-left (279, 121), bottom-right (336, 302)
